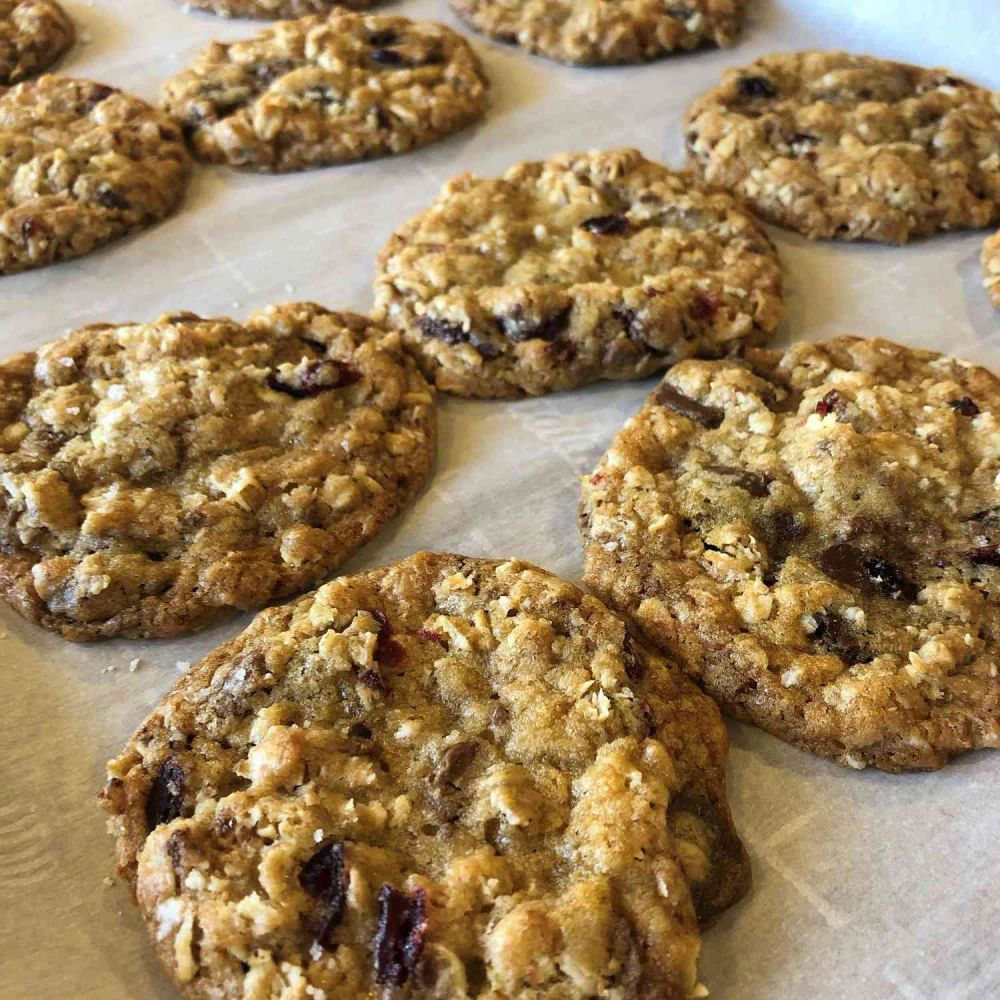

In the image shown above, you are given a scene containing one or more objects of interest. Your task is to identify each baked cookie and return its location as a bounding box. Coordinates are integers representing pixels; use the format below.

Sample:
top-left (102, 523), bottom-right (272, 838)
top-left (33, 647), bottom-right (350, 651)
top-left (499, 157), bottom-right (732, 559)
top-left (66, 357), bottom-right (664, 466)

top-left (182, 0), bottom-right (376, 20)
top-left (373, 148), bottom-right (783, 399)
top-left (685, 51), bottom-right (1000, 243)
top-left (162, 12), bottom-right (488, 173)
top-left (0, 305), bottom-right (435, 640)
top-left (984, 229), bottom-right (1000, 309)
top-left (451, 0), bottom-right (746, 67)
top-left (580, 337), bottom-right (1000, 771)
top-left (102, 552), bottom-right (749, 998)
top-left (0, 75), bottom-right (190, 275)
top-left (0, 0), bottom-right (73, 85)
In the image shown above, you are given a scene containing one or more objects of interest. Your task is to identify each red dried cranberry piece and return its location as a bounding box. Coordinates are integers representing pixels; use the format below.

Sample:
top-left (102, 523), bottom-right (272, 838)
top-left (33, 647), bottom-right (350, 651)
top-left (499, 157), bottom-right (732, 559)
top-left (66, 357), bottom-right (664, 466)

top-left (374, 885), bottom-right (428, 986)
top-left (815, 390), bottom-right (842, 417)
top-left (267, 359), bottom-right (359, 398)
top-left (412, 628), bottom-right (447, 647)
top-left (299, 840), bottom-right (347, 947)
top-left (737, 76), bottom-right (777, 99)
top-left (145, 756), bottom-right (185, 831)
top-left (688, 291), bottom-right (721, 322)
top-left (372, 610), bottom-right (405, 668)
top-left (580, 214), bottom-right (629, 236)
top-left (964, 543), bottom-right (1000, 567)
top-left (949, 397), bottom-right (980, 417)
top-left (359, 669), bottom-right (388, 694)
top-left (655, 383), bottom-right (724, 429)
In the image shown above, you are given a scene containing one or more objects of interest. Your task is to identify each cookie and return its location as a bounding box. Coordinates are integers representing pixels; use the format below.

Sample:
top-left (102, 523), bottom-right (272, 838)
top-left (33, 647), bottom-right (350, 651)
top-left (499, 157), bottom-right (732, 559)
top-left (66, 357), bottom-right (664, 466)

top-left (581, 337), bottom-right (1000, 771)
top-left (451, 0), bottom-right (745, 67)
top-left (0, 0), bottom-right (73, 85)
top-left (101, 552), bottom-right (748, 998)
top-left (685, 51), bottom-right (1000, 243)
top-left (0, 75), bottom-right (190, 275)
top-left (984, 229), bottom-right (1000, 309)
top-left (182, 0), bottom-right (376, 20)
top-left (0, 304), bottom-right (435, 640)
top-left (162, 12), bottom-right (488, 173)
top-left (373, 148), bottom-right (784, 399)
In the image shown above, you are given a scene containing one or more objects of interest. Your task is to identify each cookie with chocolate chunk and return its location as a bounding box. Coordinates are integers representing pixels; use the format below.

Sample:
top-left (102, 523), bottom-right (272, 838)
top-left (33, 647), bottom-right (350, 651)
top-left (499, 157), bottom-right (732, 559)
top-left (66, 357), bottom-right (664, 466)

top-left (101, 552), bottom-right (749, 999)
top-left (162, 12), bottom-right (487, 172)
top-left (451, 0), bottom-right (746, 67)
top-left (0, 304), bottom-right (435, 639)
top-left (373, 148), bottom-right (783, 398)
top-left (0, 0), bottom-right (73, 85)
top-left (984, 229), bottom-right (1000, 308)
top-left (685, 51), bottom-right (1000, 242)
top-left (0, 75), bottom-right (190, 274)
top-left (580, 337), bottom-right (1000, 771)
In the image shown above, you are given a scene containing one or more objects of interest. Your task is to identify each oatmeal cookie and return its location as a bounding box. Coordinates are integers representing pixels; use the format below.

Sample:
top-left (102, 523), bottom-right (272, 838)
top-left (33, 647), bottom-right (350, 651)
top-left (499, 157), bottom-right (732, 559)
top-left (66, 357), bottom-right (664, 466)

top-left (373, 148), bottom-right (783, 399)
top-left (984, 229), bottom-right (1000, 309)
top-left (162, 12), bottom-right (488, 173)
top-left (183, 0), bottom-right (376, 20)
top-left (0, 0), bottom-right (73, 85)
top-left (102, 552), bottom-right (749, 999)
top-left (685, 51), bottom-right (1000, 243)
top-left (0, 305), bottom-right (435, 640)
top-left (451, 0), bottom-right (746, 67)
top-left (0, 75), bottom-right (190, 275)
top-left (581, 337), bottom-right (1000, 771)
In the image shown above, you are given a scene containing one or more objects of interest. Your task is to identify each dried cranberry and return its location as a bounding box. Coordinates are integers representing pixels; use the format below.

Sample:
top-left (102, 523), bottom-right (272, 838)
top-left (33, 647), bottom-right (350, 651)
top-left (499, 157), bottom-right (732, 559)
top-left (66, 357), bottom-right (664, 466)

top-left (580, 214), bottom-right (629, 236)
top-left (737, 76), bottom-right (777, 99)
top-left (20, 218), bottom-right (43, 241)
top-left (655, 383), bottom-right (724, 429)
top-left (359, 669), bottom-right (387, 694)
top-left (949, 397), bottom-right (980, 417)
top-left (964, 543), bottom-right (1000, 567)
top-left (815, 389), bottom-right (842, 417)
top-left (412, 628), bottom-right (447, 647)
top-left (374, 885), bottom-right (428, 986)
top-left (299, 840), bottom-right (346, 948)
top-left (499, 305), bottom-right (570, 342)
top-left (267, 359), bottom-right (359, 398)
top-left (145, 757), bottom-right (185, 831)
top-left (705, 464), bottom-right (772, 498)
top-left (639, 698), bottom-right (657, 734)
top-left (372, 610), bottom-right (405, 668)
top-left (688, 291), bottom-right (721, 322)
top-left (96, 185), bottom-right (130, 211)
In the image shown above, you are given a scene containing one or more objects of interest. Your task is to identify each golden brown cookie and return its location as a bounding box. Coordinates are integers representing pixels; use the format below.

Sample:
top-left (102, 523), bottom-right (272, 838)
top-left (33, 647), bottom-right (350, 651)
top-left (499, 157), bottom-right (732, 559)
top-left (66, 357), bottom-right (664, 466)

top-left (984, 229), bottom-right (1000, 308)
top-left (0, 0), bottom-right (73, 85)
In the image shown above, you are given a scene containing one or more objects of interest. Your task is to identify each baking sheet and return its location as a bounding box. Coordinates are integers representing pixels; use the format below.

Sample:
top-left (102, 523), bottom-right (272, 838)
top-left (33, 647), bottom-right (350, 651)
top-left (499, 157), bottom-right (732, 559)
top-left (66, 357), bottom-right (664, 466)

top-left (2, 1), bottom-right (999, 996)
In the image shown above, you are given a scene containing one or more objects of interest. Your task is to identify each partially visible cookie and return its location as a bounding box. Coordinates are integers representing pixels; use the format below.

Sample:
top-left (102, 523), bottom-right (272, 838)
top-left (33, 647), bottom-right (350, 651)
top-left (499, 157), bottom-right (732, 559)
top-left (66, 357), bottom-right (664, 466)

top-left (162, 12), bottom-right (488, 172)
top-left (685, 51), bottom-right (1000, 243)
top-left (451, 0), bottom-right (746, 66)
top-left (374, 148), bottom-right (783, 398)
top-left (0, 0), bottom-right (73, 84)
top-left (0, 75), bottom-right (190, 275)
top-left (984, 230), bottom-right (1000, 309)
top-left (581, 337), bottom-right (1000, 771)
top-left (102, 552), bottom-right (748, 998)
top-left (183, 0), bottom-right (375, 20)
top-left (0, 304), bottom-right (435, 639)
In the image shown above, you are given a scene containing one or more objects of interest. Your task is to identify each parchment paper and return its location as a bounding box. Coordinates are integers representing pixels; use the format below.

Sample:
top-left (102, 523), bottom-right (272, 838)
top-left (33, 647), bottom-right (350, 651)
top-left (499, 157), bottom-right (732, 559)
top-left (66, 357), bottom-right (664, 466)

top-left (2, 1), bottom-right (999, 997)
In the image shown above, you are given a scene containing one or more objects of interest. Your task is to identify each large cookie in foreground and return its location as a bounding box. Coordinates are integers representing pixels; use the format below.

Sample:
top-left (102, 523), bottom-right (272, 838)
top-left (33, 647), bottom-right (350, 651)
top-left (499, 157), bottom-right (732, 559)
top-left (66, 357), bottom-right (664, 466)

top-left (0, 305), bottom-right (435, 639)
top-left (685, 51), bottom-right (1000, 243)
top-left (0, 75), bottom-right (190, 275)
top-left (0, 0), bottom-right (74, 85)
top-left (102, 553), bottom-right (749, 998)
top-left (374, 148), bottom-right (783, 398)
top-left (580, 337), bottom-right (1000, 771)
top-left (162, 12), bottom-right (488, 173)
top-left (450, 0), bottom-right (746, 67)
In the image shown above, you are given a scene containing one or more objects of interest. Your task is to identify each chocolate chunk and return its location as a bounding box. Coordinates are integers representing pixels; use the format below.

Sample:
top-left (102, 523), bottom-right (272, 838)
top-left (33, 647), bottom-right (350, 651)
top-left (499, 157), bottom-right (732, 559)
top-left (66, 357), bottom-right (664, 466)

top-left (367, 29), bottom-right (399, 47)
top-left (470, 336), bottom-right (501, 359)
top-left (818, 543), bottom-right (918, 601)
top-left (96, 185), bottom-right (130, 211)
top-left (348, 722), bottom-right (372, 739)
top-left (705, 463), bottom-right (772, 498)
top-left (417, 316), bottom-right (467, 346)
top-left (374, 885), bottom-right (428, 986)
top-left (655, 383), bottom-right (724, 429)
top-left (815, 389), bottom-right (842, 417)
top-left (434, 741), bottom-right (478, 788)
top-left (499, 305), bottom-right (570, 343)
top-left (737, 76), bottom-right (777, 99)
top-left (145, 756), bottom-right (185, 831)
top-left (267, 359), bottom-right (359, 398)
top-left (949, 396), bottom-right (980, 417)
top-left (865, 558), bottom-right (919, 601)
top-left (371, 48), bottom-right (405, 66)
top-left (964, 543), bottom-right (1000, 567)
top-left (580, 214), bottom-right (629, 236)
top-left (811, 609), bottom-right (865, 664)
top-left (299, 840), bottom-right (346, 948)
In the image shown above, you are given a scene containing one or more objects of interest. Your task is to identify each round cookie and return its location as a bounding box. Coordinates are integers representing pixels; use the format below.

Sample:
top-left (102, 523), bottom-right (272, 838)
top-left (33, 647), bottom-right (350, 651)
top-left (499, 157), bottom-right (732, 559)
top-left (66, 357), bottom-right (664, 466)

top-left (162, 12), bottom-right (488, 173)
top-left (373, 148), bottom-right (784, 399)
top-left (0, 75), bottom-right (190, 275)
top-left (101, 552), bottom-right (749, 998)
top-left (580, 337), bottom-right (1000, 771)
top-left (984, 229), bottom-right (1000, 309)
top-left (182, 0), bottom-right (376, 20)
top-left (0, 305), bottom-right (435, 640)
top-left (450, 0), bottom-right (746, 67)
top-left (0, 0), bottom-right (74, 85)
top-left (685, 51), bottom-right (1000, 243)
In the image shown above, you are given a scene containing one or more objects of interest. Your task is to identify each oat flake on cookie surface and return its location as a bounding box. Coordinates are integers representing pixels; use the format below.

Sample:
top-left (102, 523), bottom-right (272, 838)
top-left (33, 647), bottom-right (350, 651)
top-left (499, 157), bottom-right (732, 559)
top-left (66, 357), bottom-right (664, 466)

top-left (0, 75), bottom-right (190, 275)
top-left (0, 304), bottom-right (435, 640)
top-left (0, 0), bottom-right (74, 85)
top-left (162, 11), bottom-right (488, 173)
top-left (374, 148), bottom-right (783, 398)
top-left (685, 51), bottom-right (1000, 243)
top-left (450, 0), bottom-right (746, 67)
top-left (102, 552), bottom-right (748, 999)
top-left (580, 337), bottom-right (1000, 771)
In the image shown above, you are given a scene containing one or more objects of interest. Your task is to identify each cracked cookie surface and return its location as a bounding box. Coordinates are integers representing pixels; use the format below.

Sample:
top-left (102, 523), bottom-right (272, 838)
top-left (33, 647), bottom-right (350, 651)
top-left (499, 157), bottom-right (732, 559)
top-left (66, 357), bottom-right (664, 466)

top-left (183, 0), bottom-right (377, 20)
top-left (162, 12), bottom-right (488, 173)
top-left (984, 229), bottom-right (1000, 308)
top-left (685, 51), bottom-right (1000, 243)
top-left (580, 337), bottom-right (1000, 771)
top-left (102, 552), bottom-right (748, 999)
top-left (0, 0), bottom-right (73, 85)
top-left (451, 0), bottom-right (745, 67)
top-left (0, 75), bottom-right (190, 274)
top-left (373, 148), bottom-right (783, 398)
top-left (0, 304), bottom-right (435, 640)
